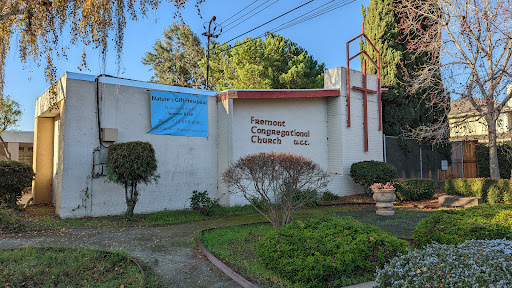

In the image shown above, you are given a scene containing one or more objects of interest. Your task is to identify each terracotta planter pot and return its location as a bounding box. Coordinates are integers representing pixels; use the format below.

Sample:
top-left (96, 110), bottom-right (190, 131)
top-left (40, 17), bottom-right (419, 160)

top-left (372, 188), bottom-right (396, 216)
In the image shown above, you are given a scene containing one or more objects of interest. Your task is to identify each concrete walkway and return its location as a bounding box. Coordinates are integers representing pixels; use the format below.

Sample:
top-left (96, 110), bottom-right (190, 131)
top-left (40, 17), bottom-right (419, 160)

top-left (0, 215), bottom-right (378, 288)
top-left (0, 217), bottom-right (264, 287)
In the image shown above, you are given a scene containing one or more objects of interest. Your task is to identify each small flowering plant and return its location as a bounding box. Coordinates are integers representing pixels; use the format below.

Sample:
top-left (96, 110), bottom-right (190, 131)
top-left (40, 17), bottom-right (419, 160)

top-left (370, 182), bottom-right (395, 190)
top-left (376, 239), bottom-right (512, 287)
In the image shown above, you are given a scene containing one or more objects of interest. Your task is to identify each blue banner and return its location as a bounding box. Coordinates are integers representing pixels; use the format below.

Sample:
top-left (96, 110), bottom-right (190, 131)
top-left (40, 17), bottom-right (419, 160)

top-left (149, 91), bottom-right (208, 137)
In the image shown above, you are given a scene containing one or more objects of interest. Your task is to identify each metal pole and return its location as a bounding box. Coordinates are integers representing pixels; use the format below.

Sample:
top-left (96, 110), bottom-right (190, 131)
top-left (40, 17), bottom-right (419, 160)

top-left (383, 135), bottom-right (387, 163)
top-left (202, 16), bottom-right (220, 90)
top-left (420, 147), bottom-right (423, 178)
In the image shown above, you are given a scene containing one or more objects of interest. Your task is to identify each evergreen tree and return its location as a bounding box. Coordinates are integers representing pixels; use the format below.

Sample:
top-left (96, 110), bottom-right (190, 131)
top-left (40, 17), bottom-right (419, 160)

top-left (142, 22), bottom-right (205, 88)
top-left (207, 32), bottom-right (325, 91)
top-left (362, 0), bottom-right (443, 136)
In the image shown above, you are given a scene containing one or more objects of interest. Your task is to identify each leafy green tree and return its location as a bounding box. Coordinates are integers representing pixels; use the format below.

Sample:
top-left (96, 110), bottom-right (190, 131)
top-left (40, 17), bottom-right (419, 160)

top-left (207, 32), bottom-right (325, 91)
top-left (142, 22), bottom-right (205, 88)
top-left (105, 141), bottom-right (159, 218)
top-left (0, 95), bottom-right (21, 160)
top-left (0, 0), bottom-right (203, 97)
top-left (361, 0), bottom-right (444, 136)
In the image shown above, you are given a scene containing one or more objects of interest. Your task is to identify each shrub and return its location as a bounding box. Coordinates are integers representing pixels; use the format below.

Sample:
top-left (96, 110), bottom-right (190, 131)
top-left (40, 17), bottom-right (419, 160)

top-left (394, 179), bottom-right (435, 201)
top-left (444, 178), bottom-right (511, 203)
top-left (223, 152), bottom-right (330, 228)
top-left (350, 161), bottom-right (397, 193)
top-left (0, 161), bottom-right (34, 209)
top-left (321, 191), bottom-right (341, 202)
top-left (189, 190), bottom-right (219, 216)
top-left (412, 204), bottom-right (512, 246)
top-left (106, 141), bottom-right (159, 218)
top-left (376, 239), bottom-right (512, 287)
top-left (257, 216), bottom-right (408, 288)
top-left (292, 189), bottom-right (320, 208)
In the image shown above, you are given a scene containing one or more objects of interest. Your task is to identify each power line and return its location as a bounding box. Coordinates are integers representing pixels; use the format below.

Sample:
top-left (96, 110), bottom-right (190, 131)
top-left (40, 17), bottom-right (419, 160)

top-left (212, 0), bottom-right (355, 56)
top-left (220, 0), bottom-right (260, 25)
top-left (223, 0), bottom-right (272, 29)
top-left (225, 0), bottom-right (317, 43)
top-left (221, 0), bottom-right (280, 35)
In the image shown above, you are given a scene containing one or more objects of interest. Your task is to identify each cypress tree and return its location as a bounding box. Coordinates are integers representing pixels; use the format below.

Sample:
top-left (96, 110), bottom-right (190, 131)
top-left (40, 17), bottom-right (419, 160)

top-left (362, 0), bottom-right (443, 136)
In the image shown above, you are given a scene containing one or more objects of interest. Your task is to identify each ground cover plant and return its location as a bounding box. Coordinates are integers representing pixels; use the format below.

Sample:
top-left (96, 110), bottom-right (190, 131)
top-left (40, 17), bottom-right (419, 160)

top-left (413, 204), bottom-right (512, 246)
top-left (376, 239), bottom-right (512, 287)
top-left (257, 216), bottom-right (408, 288)
top-left (0, 247), bottom-right (161, 287)
top-left (201, 206), bottom-right (427, 288)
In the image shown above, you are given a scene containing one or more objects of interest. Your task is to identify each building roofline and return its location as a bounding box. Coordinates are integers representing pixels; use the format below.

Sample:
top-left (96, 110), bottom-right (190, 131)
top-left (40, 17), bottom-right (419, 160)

top-left (216, 89), bottom-right (340, 102)
top-left (64, 72), bottom-right (218, 97)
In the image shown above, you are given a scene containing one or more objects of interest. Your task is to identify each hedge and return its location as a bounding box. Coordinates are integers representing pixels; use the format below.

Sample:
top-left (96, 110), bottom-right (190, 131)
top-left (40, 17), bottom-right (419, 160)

top-left (257, 216), bottom-right (408, 287)
top-left (412, 204), bottom-right (512, 246)
top-left (394, 179), bottom-right (435, 201)
top-left (476, 143), bottom-right (512, 178)
top-left (444, 178), bottom-right (512, 203)
top-left (0, 161), bottom-right (35, 209)
top-left (349, 161), bottom-right (398, 193)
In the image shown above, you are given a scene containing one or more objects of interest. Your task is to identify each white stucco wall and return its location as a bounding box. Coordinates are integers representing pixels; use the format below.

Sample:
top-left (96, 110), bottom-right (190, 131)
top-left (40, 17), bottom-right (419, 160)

top-left (228, 97), bottom-right (329, 205)
top-left (324, 67), bottom-right (384, 195)
top-left (56, 75), bottom-right (218, 218)
top-left (36, 67), bottom-right (384, 218)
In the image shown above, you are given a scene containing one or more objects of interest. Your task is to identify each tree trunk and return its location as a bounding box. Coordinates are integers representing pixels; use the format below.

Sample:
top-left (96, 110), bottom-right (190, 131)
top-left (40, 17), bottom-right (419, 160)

top-left (0, 135), bottom-right (11, 160)
top-left (487, 118), bottom-right (501, 179)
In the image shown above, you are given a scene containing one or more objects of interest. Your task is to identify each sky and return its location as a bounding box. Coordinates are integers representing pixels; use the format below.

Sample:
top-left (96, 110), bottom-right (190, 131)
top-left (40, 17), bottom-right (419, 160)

top-left (3, 0), bottom-right (370, 131)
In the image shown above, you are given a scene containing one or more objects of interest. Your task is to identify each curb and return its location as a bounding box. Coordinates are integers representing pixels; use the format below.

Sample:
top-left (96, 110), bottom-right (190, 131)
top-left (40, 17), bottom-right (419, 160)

top-left (196, 237), bottom-right (259, 288)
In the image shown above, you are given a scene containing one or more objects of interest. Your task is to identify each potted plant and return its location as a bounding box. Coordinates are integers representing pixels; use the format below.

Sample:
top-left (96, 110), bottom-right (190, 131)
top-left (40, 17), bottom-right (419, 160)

top-left (370, 182), bottom-right (396, 216)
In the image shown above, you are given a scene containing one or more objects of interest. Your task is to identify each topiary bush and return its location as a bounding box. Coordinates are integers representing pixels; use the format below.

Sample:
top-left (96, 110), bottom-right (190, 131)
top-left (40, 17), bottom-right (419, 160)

top-left (350, 161), bottom-right (397, 193)
top-left (0, 161), bottom-right (35, 209)
top-left (106, 141), bottom-right (159, 218)
top-left (376, 239), bottom-right (512, 287)
top-left (394, 179), bottom-right (435, 201)
top-left (257, 215), bottom-right (408, 288)
top-left (412, 204), bottom-right (512, 246)
top-left (444, 178), bottom-right (511, 203)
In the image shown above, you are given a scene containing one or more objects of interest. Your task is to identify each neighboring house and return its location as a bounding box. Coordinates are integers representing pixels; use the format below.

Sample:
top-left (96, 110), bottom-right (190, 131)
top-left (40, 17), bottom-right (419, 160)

top-left (448, 98), bottom-right (512, 143)
top-left (0, 131), bottom-right (34, 166)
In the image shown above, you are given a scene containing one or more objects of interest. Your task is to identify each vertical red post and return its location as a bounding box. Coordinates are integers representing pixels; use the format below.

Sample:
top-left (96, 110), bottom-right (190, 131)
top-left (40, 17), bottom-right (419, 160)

top-left (346, 42), bottom-right (351, 127)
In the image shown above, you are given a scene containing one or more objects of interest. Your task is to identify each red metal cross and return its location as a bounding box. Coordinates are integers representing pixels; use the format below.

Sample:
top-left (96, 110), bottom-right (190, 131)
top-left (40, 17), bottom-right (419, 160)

top-left (352, 60), bottom-right (377, 152)
top-left (346, 23), bottom-right (382, 152)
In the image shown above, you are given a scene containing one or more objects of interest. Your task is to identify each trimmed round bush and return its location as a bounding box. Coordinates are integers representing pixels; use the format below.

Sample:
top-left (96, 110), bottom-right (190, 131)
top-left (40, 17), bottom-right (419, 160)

top-left (0, 161), bottom-right (35, 209)
top-left (413, 204), bottom-right (512, 246)
top-left (394, 179), bottom-right (435, 201)
top-left (106, 141), bottom-right (158, 217)
top-left (350, 161), bottom-right (397, 193)
top-left (257, 215), bottom-right (408, 288)
top-left (376, 239), bottom-right (512, 287)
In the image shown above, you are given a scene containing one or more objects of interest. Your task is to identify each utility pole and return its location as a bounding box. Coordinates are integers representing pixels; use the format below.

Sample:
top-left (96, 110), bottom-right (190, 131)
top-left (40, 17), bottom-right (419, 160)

top-left (202, 16), bottom-right (221, 90)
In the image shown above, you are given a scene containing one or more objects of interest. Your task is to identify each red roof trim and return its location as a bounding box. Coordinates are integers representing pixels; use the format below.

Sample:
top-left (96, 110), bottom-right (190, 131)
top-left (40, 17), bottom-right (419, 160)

top-left (216, 89), bottom-right (340, 102)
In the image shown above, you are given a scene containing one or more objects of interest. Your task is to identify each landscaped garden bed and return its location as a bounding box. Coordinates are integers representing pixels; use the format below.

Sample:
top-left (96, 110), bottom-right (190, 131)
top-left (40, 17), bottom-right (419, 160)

top-left (0, 247), bottom-right (161, 287)
top-left (200, 204), bottom-right (437, 287)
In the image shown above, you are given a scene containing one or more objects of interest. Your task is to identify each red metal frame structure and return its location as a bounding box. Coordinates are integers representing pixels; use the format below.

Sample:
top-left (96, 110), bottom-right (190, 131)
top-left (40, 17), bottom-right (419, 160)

top-left (346, 23), bottom-right (382, 152)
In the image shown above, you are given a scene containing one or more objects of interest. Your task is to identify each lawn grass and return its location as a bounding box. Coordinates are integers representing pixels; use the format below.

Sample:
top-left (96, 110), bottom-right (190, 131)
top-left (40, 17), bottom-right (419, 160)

top-left (200, 205), bottom-right (438, 287)
top-left (0, 247), bottom-right (162, 287)
top-left (0, 204), bottom-right (259, 233)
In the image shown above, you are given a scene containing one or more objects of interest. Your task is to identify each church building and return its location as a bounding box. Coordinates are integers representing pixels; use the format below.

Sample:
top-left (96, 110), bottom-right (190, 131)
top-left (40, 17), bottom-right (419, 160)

top-left (32, 67), bottom-right (383, 218)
